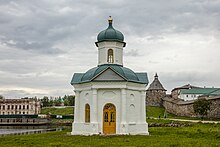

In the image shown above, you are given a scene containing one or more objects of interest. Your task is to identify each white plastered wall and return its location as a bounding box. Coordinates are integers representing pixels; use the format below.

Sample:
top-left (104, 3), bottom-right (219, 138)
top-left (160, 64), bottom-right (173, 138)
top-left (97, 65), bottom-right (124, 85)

top-left (97, 41), bottom-right (124, 66)
top-left (71, 82), bottom-right (148, 135)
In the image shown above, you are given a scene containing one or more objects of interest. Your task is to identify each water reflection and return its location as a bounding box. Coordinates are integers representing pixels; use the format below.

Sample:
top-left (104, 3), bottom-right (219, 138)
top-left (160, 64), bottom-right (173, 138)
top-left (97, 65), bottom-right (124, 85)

top-left (0, 125), bottom-right (65, 136)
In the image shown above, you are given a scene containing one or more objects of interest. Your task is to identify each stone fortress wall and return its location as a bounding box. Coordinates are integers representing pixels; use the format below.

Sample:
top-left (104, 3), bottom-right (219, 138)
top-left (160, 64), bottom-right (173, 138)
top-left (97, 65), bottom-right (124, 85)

top-left (146, 75), bottom-right (220, 118)
top-left (162, 95), bottom-right (220, 118)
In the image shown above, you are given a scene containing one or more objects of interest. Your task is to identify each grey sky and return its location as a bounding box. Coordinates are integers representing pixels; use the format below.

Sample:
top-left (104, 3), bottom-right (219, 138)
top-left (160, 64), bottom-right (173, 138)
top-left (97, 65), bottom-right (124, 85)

top-left (0, 0), bottom-right (220, 98)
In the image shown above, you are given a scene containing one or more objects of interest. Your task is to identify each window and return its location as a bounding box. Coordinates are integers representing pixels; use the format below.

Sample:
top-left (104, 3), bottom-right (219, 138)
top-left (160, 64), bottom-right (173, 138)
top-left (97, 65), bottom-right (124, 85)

top-left (107, 49), bottom-right (114, 63)
top-left (110, 112), bottom-right (115, 122)
top-left (104, 112), bottom-right (108, 122)
top-left (85, 104), bottom-right (90, 123)
top-left (23, 105), bottom-right (25, 109)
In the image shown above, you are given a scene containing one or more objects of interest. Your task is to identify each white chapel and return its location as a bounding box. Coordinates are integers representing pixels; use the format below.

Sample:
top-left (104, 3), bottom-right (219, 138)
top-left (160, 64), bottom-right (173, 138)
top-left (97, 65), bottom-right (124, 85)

top-left (71, 17), bottom-right (149, 135)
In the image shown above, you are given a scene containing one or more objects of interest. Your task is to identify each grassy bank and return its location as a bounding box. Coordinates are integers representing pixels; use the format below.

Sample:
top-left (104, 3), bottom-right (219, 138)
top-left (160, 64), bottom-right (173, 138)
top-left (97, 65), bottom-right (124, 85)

top-left (0, 123), bottom-right (219, 146)
top-left (40, 107), bottom-right (74, 115)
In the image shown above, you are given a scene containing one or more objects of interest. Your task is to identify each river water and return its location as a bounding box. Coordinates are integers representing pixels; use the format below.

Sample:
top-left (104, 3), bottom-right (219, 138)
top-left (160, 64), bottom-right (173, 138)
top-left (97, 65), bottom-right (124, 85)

top-left (0, 126), bottom-right (62, 136)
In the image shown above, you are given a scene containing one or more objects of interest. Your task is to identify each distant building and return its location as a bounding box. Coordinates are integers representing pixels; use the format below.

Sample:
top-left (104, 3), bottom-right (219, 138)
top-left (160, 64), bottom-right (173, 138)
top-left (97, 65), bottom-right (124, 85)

top-left (171, 84), bottom-right (201, 99)
top-left (0, 98), bottom-right (41, 115)
top-left (163, 84), bottom-right (220, 118)
top-left (179, 88), bottom-right (220, 101)
top-left (146, 73), bottom-right (166, 106)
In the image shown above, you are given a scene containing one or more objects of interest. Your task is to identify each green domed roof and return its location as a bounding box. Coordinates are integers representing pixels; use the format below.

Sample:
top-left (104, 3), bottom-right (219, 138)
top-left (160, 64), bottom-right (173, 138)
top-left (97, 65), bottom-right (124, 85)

top-left (71, 64), bottom-right (149, 84)
top-left (97, 17), bottom-right (124, 42)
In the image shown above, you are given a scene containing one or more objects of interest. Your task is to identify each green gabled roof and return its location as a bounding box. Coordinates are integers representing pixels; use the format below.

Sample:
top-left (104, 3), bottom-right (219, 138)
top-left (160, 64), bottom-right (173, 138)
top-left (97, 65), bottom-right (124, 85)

top-left (71, 64), bottom-right (148, 84)
top-left (180, 88), bottom-right (220, 95)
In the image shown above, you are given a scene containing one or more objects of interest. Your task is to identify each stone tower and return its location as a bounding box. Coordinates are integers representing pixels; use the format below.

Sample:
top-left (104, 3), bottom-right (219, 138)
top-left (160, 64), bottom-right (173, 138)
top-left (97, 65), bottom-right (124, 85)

top-left (146, 73), bottom-right (166, 106)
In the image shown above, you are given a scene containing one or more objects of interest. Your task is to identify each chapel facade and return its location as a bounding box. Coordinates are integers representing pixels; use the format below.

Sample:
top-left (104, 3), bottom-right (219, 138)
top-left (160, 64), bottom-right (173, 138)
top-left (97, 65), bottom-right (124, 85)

top-left (71, 17), bottom-right (149, 135)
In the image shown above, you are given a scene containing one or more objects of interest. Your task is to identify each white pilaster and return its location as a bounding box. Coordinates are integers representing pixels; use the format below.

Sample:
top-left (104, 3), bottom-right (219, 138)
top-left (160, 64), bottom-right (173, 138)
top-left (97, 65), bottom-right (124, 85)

top-left (74, 90), bottom-right (80, 123)
top-left (91, 89), bottom-right (98, 123)
top-left (121, 88), bottom-right (127, 123)
top-left (140, 91), bottom-right (146, 123)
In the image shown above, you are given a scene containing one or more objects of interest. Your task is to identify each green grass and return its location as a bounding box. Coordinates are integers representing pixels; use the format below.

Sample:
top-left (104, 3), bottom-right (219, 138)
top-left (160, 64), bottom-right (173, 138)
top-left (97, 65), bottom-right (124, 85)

top-left (40, 107), bottom-right (74, 115)
top-left (147, 106), bottom-right (220, 121)
top-left (0, 123), bottom-right (219, 146)
top-left (147, 106), bottom-right (165, 118)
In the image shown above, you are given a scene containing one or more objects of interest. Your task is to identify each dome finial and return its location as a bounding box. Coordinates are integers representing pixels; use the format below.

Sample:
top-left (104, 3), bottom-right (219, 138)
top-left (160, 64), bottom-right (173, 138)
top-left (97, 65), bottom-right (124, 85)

top-left (108, 16), bottom-right (113, 24)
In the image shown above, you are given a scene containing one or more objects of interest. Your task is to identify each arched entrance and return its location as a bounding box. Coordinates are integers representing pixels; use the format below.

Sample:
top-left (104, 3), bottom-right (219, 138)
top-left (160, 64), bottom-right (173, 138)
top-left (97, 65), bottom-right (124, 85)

top-left (103, 103), bottom-right (116, 134)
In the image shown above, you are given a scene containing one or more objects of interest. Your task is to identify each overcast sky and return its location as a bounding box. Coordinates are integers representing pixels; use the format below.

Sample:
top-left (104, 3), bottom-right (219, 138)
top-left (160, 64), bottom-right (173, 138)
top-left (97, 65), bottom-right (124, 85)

top-left (0, 0), bottom-right (220, 98)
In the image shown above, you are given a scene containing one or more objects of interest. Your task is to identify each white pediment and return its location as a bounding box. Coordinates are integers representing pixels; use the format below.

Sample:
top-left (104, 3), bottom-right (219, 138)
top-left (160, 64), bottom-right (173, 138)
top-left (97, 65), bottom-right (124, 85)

top-left (93, 68), bottom-right (125, 81)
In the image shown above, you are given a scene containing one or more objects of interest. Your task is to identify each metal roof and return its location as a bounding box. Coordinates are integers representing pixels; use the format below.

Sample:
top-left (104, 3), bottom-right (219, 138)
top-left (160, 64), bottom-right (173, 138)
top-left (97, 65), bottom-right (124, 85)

top-left (171, 84), bottom-right (201, 92)
top-left (97, 18), bottom-right (124, 43)
top-left (180, 88), bottom-right (220, 95)
top-left (71, 64), bottom-right (148, 84)
top-left (147, 73), bottom-right (166, 91)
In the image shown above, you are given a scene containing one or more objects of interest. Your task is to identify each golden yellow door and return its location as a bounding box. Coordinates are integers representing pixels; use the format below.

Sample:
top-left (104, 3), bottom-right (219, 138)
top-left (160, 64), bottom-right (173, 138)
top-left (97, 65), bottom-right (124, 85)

top-left (103, 104), bottom-right (116, 134)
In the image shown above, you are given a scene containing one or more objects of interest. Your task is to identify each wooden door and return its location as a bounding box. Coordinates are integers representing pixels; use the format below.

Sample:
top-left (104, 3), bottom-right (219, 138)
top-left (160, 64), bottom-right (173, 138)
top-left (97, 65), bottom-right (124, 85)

top-left (103, 103), bottom-right (116, 134)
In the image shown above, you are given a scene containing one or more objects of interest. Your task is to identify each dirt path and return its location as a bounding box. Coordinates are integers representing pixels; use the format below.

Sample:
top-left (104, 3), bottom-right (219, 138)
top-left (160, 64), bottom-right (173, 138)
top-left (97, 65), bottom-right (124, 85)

top-left (151, 117), bottom-right (220, 124)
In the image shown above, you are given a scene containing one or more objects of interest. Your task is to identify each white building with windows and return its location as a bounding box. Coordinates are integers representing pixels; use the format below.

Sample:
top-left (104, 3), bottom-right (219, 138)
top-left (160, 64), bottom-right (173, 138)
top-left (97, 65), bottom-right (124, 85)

top-left (179, 88), bottom-right (220, 101)
top-left (0, 98), bottom-right (41, 115)
top-left (70, 17), bottom-right (149, 135)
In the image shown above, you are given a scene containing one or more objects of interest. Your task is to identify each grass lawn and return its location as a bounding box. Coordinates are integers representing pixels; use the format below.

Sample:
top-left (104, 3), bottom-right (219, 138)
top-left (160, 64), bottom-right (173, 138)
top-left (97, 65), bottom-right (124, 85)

top-left (0, 122), bottom-right (219, 146)
top-left (147, 106), bottom-right (220, 121)
top-left (40, 107), bottom-right (74, 115)
top-left (147, 106), bottom-right (165, 118)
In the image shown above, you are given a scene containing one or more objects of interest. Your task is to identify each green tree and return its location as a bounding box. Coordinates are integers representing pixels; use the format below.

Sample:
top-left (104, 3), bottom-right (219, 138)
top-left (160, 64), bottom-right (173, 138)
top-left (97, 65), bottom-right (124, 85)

top-left (67, 95), bottom-right (75, 106)
top-left (193, 98), bottom-right (211, 119)
top-left (63, 95), bottom-right (75, 106)
top-left (54, 96), bottom-right (63, 106)
top-left (41, 96), bottom-right (50, 107)
top-left (0, 95), bottom-right (4, 99)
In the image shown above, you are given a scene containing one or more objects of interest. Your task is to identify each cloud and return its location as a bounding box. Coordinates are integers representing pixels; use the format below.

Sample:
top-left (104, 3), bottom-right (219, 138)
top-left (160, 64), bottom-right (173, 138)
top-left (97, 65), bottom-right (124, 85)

top-left (0, 0), bottom-right (219, 98)
top-left (124, 49), bottom-right (141, 57)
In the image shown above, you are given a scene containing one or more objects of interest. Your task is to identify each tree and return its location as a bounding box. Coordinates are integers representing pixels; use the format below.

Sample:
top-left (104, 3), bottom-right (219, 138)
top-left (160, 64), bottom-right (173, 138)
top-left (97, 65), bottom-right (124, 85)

top-left (67, 95), bottom-right (75, 106)
top-left (0, 95), bottom-right (4, 99)
top-left (193, 98), bottom-right (211, 119)
top-left (63, 95), bottom-right (75, 106)
top-left (41, 96), bottom-right (50, 107)
top-left (54, 96), bottom-right (63, 106)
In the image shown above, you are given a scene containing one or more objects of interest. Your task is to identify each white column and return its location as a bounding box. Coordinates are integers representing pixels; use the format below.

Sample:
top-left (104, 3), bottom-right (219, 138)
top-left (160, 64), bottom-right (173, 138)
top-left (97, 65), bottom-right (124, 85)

top-left (121, 88), bottom-right (127, 123)
top-left (140, 91), bottom-right (146, 123)
top-left (92, 89), bottom-right (98, 123)
top-left (74, 90), bottom-right (80, 123)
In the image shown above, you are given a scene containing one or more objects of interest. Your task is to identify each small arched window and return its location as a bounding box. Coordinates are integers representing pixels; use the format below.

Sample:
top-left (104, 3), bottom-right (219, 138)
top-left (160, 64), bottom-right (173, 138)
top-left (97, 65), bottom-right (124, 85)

top-left (85, 104), bottom-right (90, 123)
top-left (107, 49), bottom-right (114, 63)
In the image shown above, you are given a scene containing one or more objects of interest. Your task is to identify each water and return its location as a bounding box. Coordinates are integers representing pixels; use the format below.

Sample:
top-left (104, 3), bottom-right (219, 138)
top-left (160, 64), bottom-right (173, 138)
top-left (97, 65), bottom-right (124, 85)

top-left (0, 125), bottom-right (62, 136)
